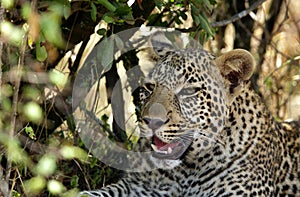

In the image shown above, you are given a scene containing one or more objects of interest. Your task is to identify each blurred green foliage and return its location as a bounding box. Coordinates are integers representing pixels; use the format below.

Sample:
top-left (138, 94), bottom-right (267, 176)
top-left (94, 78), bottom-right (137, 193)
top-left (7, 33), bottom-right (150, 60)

top-left (0, 0), bottom-right (218, 195)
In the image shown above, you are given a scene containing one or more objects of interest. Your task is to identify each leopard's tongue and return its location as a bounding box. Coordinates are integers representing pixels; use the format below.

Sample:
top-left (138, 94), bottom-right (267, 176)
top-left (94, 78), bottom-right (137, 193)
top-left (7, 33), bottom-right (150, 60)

top-left (151, 134), bottom-right (193, 160)
top-left (153, 135), bottom-right (178, 151)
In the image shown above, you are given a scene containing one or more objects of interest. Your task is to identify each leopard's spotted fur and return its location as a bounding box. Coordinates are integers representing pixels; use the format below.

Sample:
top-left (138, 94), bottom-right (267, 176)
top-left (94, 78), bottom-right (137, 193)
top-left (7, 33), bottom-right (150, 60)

top-left (79, 40), bottom-right (300, 196)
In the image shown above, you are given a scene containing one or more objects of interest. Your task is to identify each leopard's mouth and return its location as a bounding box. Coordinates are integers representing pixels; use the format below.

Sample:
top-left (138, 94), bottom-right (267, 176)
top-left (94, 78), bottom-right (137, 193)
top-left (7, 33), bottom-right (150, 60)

top-left (151, 135), bottom-right (192, 160)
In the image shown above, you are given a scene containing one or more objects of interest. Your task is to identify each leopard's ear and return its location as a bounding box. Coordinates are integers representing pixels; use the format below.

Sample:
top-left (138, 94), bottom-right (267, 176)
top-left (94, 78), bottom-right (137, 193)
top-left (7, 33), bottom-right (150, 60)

top-left (214, 49), bottom-right (255, 95)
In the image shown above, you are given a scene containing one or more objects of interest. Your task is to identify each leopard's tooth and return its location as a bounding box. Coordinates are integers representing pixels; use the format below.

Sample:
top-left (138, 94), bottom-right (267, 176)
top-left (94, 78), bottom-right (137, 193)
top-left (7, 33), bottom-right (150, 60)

top-left (151, 144), bottom-right (158, 152)
top-left (151, 144), bottom-right (169, 154)
top-left (167, 147), bottom-right (172, 154)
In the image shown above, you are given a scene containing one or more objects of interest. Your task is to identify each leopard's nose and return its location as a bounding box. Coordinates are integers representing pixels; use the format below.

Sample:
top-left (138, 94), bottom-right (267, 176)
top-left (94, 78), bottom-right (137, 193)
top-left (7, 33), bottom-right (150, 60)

top-left (143, 117), bottom-right (165, 131)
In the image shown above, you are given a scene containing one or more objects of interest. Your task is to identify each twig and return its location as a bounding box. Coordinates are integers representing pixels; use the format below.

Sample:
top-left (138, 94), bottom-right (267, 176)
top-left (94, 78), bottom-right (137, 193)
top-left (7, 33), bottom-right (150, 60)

top-left (17, 134), bottom-right (46, 155)
top-left (0, 4), bottom-right (9, 197)
top-left (6, 21), bottom-right (27, 189)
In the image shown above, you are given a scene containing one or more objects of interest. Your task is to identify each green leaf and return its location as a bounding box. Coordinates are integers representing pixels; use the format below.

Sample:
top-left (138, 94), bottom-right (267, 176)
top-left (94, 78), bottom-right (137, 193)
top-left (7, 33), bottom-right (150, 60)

top-left (70, 175), bottom-right (79, 188)
top-left (264, 76), bottom-right (273, 89)
top-left (103, 15), bottom-right (115, 24)
top-left (203, 0), bottom-right (214, 12)
top-left (191, 5), bottom-right (200, 25)
top-left (36, 37), bottom-right (48, 61)
top-left (22, 85), bottom-right (41, 100)
top-left (97, 0), bottom-right (116, 12)
top-left (21, 2), bottom-right (31, 19)
top-left (97, 36), bottom-right (115, 72)
top-left (90, 157), bottom-right (98, 168)
top-left (198, 14), bottom-right (214, 36)
top-left (0, 97), bottom-right (12, 112)
top-left (91, 2), bottom-right (97, 22)
top-left (115, 5), bottom-right (131, 16)
top-left (63, 1), bottom-right (71, 19)
top-left (198, 30), bottom-right (207, 45)
top-left (40, 4), bottom-right (65, 48)
top-left (25, 126), bottom-right (36, 140)
top-left (97, 28), bottom-right (106, 36)
top-left (154, 0), bottom-right (164, 9)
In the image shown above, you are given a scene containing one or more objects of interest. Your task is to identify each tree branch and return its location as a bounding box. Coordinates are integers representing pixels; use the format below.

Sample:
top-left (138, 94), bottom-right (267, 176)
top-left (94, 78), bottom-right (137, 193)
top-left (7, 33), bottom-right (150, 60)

top-left (211, 0), bottom-right (267, 27)
top-left (176, 0), bottom-right (267, 32)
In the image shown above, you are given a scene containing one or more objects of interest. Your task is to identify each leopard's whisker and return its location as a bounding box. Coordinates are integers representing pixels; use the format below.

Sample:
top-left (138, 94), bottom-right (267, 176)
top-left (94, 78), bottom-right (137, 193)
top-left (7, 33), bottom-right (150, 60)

top-left (179, 128), bottom-right (225, 147)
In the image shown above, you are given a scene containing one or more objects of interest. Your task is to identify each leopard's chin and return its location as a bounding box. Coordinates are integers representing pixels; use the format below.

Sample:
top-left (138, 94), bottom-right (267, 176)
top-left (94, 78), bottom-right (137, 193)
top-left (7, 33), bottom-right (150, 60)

top-left (151, 135), bottom-right (193, 160)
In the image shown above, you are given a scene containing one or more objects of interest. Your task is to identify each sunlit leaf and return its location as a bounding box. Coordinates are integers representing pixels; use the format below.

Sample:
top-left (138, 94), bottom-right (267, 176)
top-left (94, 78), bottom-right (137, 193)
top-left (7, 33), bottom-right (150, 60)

top-left (60, 145), bottom-right (88, 160)
top-left (24, 176), bottom-right (46, 194)
top-left (35, 154), bottom-right (57, 177)
top-left (40, 3), bottom-right (65, 48)
top-left (23, 102), bottom-right (43, 123)
top-left (47, 180), bottom-right (66, 195)
top-left (21, 2), bottom-right (31, 19)
top-left (2, 0), bottom-right (14, 9)
top-left (103, 15), bottom-right (115, 24)
top-left (49, 69), bottom-right (68, 88)
top-left (25, 126), bottom-right (36, 140)
top-left (0, 133), bottom-right (30, 165)
top-left (0, 21), bottom-right (25, 46)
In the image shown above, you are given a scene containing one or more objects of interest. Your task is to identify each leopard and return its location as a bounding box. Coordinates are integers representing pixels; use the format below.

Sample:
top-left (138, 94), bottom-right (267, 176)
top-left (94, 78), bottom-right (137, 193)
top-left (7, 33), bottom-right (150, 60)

top-left (79, 35), bottom-right (300, 196)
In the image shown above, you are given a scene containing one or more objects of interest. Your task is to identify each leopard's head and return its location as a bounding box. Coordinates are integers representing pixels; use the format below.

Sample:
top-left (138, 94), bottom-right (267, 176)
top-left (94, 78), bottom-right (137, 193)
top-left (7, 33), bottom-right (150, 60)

top-left (138, 35), bottom-right (255, 163)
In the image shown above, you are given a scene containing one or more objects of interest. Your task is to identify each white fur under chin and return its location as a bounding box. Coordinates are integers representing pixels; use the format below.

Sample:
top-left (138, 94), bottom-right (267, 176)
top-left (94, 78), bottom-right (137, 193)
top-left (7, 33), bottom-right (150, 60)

top-left (150, 156), bottom-right (182, 170)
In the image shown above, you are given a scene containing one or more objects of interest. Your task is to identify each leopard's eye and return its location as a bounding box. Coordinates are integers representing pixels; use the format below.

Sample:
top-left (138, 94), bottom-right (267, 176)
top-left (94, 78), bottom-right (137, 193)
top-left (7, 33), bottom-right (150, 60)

top-left (177, 87), bottom-right (201, 97)
top-left (144, 82), bottom-right (155, 92)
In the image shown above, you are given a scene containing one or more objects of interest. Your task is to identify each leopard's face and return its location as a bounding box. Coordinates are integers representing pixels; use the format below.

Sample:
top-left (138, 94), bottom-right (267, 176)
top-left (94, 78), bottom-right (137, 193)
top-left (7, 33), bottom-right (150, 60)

top-left (139, 50), bottom-right (228, 160)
